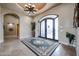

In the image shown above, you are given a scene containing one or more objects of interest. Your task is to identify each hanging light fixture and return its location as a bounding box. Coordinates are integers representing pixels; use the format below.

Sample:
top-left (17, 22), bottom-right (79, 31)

top-left (24, 3), bottom-right (38, 15)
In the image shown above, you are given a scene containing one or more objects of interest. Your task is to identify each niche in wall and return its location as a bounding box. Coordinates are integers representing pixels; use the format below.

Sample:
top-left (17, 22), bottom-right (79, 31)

top-left (7, 23), bottom-right (14, 31)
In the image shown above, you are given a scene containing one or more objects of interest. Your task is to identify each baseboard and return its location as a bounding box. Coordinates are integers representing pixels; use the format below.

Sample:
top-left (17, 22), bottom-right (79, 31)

top-left (20, 37), bottom-right (33, 40)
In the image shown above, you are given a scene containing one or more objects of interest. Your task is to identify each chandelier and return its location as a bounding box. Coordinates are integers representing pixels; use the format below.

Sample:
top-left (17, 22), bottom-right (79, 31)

top-left (24, 3), bottom-right (38, 15)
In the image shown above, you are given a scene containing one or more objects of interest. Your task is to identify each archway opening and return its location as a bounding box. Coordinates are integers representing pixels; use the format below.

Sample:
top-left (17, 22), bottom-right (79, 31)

top-left (3, 13), bottom-right (20, 39)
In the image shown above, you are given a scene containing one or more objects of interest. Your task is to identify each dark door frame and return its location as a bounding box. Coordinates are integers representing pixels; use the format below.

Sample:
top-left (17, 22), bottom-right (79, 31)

top-left (39, 17), bottom-right (58, 41)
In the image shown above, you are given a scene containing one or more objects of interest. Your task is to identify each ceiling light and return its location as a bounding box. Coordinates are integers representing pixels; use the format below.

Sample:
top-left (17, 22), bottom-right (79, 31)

top-left (24, 3), bottom-right (38, 15)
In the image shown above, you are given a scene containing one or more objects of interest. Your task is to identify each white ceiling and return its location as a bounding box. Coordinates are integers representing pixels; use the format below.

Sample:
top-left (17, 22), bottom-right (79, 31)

top-left (0, 3), bottom-right (59, 16)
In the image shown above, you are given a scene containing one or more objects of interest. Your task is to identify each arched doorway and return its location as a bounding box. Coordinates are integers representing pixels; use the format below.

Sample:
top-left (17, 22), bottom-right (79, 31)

top-left (39, 15), bottom-right (58, 41)
top-left (3, 13), bottom-right (20, 39)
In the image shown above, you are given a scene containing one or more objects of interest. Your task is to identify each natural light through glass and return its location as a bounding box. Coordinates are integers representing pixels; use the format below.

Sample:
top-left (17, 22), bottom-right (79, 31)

top-left (55, 18), bottom-right (58, 40)
top-left (41, 20), bottom-right (45, 37)
top-left (47, 20), bottom-right (53, 39)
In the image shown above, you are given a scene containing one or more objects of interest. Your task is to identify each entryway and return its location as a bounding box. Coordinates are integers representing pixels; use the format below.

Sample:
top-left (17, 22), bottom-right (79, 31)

top-left (3, 13), bottom-right (20, 40)
top-left (39, 15), bottom-right (58, 41)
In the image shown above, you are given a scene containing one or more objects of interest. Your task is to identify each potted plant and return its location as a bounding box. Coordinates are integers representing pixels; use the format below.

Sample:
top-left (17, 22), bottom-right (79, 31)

top-left (66, 32), bottom-right (75, 44)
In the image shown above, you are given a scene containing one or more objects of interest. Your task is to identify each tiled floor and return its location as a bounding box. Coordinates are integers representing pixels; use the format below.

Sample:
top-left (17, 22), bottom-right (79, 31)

top-left (0, 37), bottom-right (36, 56)
top-left (0, 37), bottom-right (76, 56)
top-left (52, 44), bottom-right (76, 56)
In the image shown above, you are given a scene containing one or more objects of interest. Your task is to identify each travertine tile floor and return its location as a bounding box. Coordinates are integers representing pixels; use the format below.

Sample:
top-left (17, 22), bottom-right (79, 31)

top-left (52, 44), bottom-right (76, 56)
top-left (0, 37), bottom-right (36, 56)
top-left (0, 37), bottom-right (76, 56)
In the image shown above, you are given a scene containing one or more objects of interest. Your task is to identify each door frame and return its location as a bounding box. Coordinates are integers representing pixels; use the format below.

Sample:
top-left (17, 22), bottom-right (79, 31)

top-left (39, 16), bottom-right (58, 41)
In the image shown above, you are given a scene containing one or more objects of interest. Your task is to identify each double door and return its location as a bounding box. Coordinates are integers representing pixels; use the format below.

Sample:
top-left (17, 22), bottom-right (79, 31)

top-left (40, 18), bottom-right (58, 40)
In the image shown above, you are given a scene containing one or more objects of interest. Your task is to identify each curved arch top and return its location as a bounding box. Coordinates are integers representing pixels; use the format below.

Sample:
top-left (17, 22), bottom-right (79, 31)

top-left (4, 13), bottom-right (19, 19)
top-left (2, 10), bottom-right (21, 19)
top-left (39, 14), bottom-right (58, 22)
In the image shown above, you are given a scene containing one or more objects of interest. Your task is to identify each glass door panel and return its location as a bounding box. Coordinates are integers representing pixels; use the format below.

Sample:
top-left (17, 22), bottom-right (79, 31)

top-left (40, 20), bottom-right (45, 37)
top-left (55, 18), bottom-right (58, 40)
top-left (47, 20), bottom-right (53, 39)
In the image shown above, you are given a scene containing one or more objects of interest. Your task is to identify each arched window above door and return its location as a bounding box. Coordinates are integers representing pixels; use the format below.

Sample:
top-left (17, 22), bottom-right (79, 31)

top-left (39, 14), bottom-right (58, 22)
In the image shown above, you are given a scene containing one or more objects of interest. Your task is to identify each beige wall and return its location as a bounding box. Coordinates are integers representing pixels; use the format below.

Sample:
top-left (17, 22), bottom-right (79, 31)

top-left (34, 4), bottom-right (76, 46)
top-left (0, 6), bottom-right (4, 43)
top-left (19, 15), bottom-right (32, 39)
top-left (4, 15), bottom-right (19, 37)
top-left (76, 28), bottom-right (79, 55)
